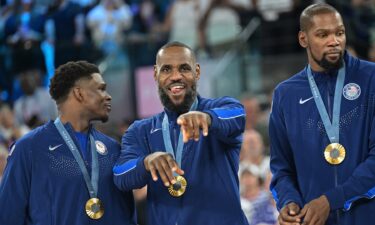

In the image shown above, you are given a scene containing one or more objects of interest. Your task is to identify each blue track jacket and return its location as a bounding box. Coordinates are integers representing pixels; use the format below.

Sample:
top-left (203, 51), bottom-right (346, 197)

top-left (270, 52), bottom-right (375, 225)
top-left (0, 121), bottom-right (136, 225)
top-left (114, 96), bottom-right (249, 225)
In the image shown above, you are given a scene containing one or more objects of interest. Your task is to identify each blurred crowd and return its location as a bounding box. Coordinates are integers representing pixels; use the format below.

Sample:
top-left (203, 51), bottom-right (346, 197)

top-left (1, 0), bottom-right (375, 224)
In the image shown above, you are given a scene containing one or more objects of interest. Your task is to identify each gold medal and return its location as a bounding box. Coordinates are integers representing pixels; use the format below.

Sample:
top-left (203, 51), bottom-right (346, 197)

top-left (324, 143), bottom-right (346, 165)
top-left (85, 198), bottom-right (104, 219)
top-left (168, 175), bottom-right (187, 197)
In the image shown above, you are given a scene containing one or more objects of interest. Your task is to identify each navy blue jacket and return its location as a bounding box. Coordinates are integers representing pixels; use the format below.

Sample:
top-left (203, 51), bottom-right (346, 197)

top-left (0, 121), bottom-right (136, 225)
top-left (114, 96), bottom-right (248, 225)
top-left (270, 53), bottom-right (375, 224)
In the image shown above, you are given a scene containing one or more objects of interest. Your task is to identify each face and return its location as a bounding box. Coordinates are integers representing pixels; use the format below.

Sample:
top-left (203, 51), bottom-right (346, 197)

top-left (154, 46), bottom-right (200, 114)
top-left (298, 12), bottom-right (346, 71)
top-left (75, 73), bottom-right (112, 122)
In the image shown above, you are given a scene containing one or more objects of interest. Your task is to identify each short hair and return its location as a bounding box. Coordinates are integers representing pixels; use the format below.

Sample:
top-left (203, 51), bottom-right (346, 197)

top-left (49, 61), bottom-right (100, 104)
top-left (300, 3), bottom-right (340, 31)
top-left (156, 41), bottom-right (196, 64)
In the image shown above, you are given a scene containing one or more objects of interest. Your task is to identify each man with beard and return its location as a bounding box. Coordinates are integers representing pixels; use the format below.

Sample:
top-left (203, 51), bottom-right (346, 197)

top-left (0, 61), bottom-right (136, 225)
top-left (270, 3), bottom-right (375, 225)
top-left (113, 42), bottom-right (248, 225)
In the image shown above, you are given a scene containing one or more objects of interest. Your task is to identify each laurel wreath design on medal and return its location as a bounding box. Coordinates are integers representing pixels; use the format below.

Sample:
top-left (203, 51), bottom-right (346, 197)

top-left (324, 143), bottom-right (346, 165)
top-left (168, 175), bottom-right (187, 197)
top-left (85, 198), bottom-right (104, 219)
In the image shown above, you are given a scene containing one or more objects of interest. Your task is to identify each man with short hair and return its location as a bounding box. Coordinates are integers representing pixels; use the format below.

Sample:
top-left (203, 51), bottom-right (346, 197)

top-left (270, 3), bottom-right (375, 225)
top-left (114, 41), bottom-right (248, 225)
top-left (0, 61), bottom-right (136, 225)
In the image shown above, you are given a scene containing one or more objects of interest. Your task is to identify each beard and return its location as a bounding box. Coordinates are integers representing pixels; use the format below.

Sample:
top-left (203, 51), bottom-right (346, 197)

top-left (158, 84), bottom-right (197, 115)
top-left (311, 51), bottom-right (344, 71)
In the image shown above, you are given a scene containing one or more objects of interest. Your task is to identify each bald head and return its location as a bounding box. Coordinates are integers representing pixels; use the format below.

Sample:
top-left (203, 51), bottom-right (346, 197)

top-left (300, 3), bottom-right (341, 32)
top-left (156, 41), bottom-right (196, 65)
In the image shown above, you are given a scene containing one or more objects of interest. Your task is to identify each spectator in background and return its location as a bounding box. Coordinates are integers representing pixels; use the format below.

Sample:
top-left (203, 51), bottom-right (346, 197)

top-left (13, 68), bottom-right (57, 128)
top-left (198, 0), bottom-right (250, 56)
top-left (46, 0), bottom-right (85, 67)
top-left (240, 166), bottom-right (278, 225)
top-left (240, 94), bottom-right (270, 151)
top-left (160, 0), bottom-right (200, 51)
top-left (3, 0), bottom-right (46, 82)
top-left (0, 103), bottom-right (30, 147)
top-left (240, 129), bottom-right (269, 179)
top-left (86, 0), bottom-right (133, 57)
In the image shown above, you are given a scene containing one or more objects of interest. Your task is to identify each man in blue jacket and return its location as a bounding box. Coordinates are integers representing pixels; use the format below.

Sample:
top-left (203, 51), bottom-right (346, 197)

top-left (0, 61), bottom-right (136, 224)
top-left (270, 3), bottom-right (375, 225)
top-left (113, 41), bottom-right (248, 225)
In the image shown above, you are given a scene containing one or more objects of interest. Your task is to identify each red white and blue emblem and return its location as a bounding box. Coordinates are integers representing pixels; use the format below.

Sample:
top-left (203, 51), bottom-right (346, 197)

top-left (343, 83), bottom-right (361, 100)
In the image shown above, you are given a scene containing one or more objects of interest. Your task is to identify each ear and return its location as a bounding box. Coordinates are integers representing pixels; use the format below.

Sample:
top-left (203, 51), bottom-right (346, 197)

top-left (195, 64), bottom-right (201, 80)
top-left (298, 31), bottom-right (308, 48)
top-left (72, 86), bottom-right (84, 102)
top-left (153, 65), bottom-right (158, 81)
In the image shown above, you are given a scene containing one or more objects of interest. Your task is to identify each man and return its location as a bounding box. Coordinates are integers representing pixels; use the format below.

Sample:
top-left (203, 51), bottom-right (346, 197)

top-left (270, 3), bottom-right (375, 225)
top-left (0, 61), bottom-right (136, 224)
top-left (113, 42), bottom-right (248, 225)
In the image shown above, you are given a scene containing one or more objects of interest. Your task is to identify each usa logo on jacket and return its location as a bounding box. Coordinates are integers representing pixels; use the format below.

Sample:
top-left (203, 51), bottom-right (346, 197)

top-left (343, 83), bottom-right (361, 100)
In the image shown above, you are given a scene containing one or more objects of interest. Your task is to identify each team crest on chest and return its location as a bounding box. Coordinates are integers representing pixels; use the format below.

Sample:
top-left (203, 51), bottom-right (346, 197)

top-left (343, 83), bottom-right (361, 100)
top-left (95, 141), bottom-right (107, 155)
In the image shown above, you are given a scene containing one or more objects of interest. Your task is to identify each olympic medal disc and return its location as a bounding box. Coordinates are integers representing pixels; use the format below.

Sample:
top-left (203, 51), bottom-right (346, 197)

top-left (85, 198), bottom-right (104, 219)
top-left (168, 175), bottom-right (187, 197)
top-left (324, 143), bottom-right (346, 165)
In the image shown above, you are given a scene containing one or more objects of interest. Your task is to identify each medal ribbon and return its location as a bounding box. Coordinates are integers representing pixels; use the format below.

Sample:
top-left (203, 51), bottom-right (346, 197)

top-left (307, 63), bottom-right (345, 143)
top-left (54, 118), bottom-right (99, 198)
top-left (162, 98), bottom-right (198, 169)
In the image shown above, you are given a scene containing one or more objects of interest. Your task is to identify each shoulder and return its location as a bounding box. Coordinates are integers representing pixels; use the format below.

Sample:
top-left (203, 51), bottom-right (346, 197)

top-left (8, 122), bottom-right (51, 159)
top-left (273, 69), bottom-right (306, 101)
top-left (198, 96), bottom-right (242, 109)
top-left (127, 113), bottom-right (163, 133)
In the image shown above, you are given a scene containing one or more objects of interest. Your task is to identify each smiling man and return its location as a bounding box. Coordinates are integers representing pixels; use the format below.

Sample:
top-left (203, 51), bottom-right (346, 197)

top-left (0, 61), bottom-right (136, 225)
top-left (113, 42), bottom-right (248, 225)
top-left (269, 3), bottom-right (375, 225)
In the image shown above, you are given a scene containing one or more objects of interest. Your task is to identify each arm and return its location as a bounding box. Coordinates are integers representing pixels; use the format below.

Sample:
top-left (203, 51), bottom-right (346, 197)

top-left (0, 142), bottom-right (31, 224)
top-left (113, 122), bottom-right (151, 191)
top-left (203, 97), bottom-right (245, 145)
top-left (113, 121), bottom-right (183, 191)
top-left (177, 97), bottom-right (245, 145)
top-left (269, 88), bottom-right (304, 211)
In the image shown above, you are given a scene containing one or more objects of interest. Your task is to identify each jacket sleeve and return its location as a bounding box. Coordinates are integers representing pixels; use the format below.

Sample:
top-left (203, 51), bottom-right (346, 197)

top-left (0, 141), bottom-right (31, 225)
top-left (203, 97), bottom-right (246, 146)
top-left (113, 121), bottom-right (151, 191)
top-left (324, 112), bottom-right (375, 211)
top-left (269, 88), bottom-right (304, 210)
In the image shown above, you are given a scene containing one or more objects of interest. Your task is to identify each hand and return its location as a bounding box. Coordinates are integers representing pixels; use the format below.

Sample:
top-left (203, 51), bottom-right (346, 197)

top-left (278, 202), bottom-right (303, 225)
top-left (144, 152), bottom-right (184, 187)
top-left (299, 195), bottom-right (330, 225)
top-left (177, 111), bottom-right (211, 143)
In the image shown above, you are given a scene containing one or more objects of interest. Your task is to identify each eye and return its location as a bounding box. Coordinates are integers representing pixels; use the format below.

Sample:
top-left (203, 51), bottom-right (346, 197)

top-left (180, 65), bottom-right (191, 72)
top-left (317, 33), bottom-right (327, 38)
top-left (161, 66), bottom-right (171, 73)
top-left (337, 30), bottom-right (345, 36)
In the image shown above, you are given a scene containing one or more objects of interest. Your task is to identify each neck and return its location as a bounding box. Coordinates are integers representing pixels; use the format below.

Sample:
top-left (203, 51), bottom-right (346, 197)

top-left (59, 104), bottom-right (90, 132)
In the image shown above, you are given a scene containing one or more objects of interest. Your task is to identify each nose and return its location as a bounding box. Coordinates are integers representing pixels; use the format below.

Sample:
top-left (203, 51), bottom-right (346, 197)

top-left (106, 92), bottom-right (112, 101)
top-left (169, 68), bottom-right (183, 81)
top-left (328, 35), bottom-right (340, 47)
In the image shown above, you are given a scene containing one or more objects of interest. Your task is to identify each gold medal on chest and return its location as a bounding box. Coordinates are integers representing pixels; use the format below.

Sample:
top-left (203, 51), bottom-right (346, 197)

top-left (324, 143), bottom-right (346, 165)
top-left (85, 198), bottom-right (104, 219)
